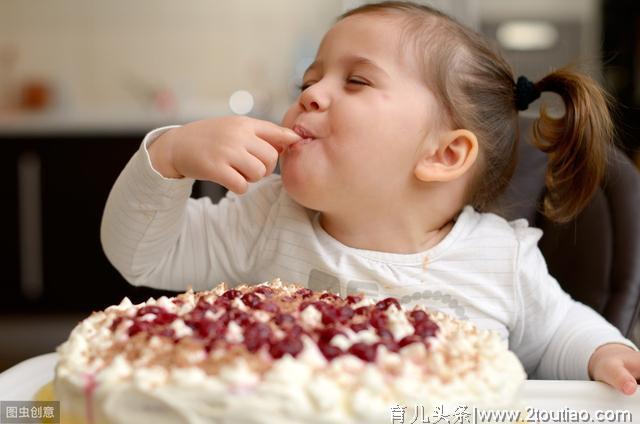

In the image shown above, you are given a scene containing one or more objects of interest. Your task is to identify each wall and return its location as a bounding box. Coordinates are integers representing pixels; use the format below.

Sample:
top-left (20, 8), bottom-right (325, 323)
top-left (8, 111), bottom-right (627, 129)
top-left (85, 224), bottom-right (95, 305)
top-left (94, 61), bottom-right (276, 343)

top-left (0, 0), bottom-right (600, 123)
top-left (0, 0), bottom-right (342, 120)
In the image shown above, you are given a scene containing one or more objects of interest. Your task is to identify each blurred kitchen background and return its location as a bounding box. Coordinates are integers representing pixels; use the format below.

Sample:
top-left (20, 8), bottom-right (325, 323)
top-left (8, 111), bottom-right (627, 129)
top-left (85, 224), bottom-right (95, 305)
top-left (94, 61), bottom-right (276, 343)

top-left (1, 0), bottom-right (639, 371)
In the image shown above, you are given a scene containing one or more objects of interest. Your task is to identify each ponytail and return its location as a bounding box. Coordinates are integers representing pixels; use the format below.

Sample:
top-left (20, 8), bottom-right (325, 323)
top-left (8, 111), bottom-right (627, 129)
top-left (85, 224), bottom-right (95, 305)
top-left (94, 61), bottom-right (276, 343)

top-left (532, 68), bottom-right (614, 223)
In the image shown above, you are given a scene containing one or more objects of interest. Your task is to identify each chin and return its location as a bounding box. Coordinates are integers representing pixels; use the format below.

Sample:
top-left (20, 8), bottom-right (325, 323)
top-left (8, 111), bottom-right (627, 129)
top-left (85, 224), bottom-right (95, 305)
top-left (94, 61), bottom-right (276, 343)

top-left (280, 167), bottom-right (326, 211)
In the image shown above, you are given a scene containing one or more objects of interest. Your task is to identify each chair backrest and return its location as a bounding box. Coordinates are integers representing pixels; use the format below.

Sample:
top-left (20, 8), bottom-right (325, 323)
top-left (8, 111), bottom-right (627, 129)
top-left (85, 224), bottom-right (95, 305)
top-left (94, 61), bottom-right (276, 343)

top-left (494, 117), bottom-right (640, 345)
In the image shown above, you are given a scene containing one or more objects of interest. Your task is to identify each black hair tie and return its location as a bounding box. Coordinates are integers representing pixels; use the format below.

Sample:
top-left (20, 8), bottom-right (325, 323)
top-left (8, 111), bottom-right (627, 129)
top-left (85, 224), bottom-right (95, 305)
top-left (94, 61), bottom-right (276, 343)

top-left (515, 76), bottom-right (540, 111)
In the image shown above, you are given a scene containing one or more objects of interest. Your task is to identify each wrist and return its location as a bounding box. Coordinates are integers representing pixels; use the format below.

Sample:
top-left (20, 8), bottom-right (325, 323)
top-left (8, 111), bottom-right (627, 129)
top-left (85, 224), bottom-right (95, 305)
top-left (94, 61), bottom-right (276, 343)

top-left (147, 128), bottom-right (183, 179)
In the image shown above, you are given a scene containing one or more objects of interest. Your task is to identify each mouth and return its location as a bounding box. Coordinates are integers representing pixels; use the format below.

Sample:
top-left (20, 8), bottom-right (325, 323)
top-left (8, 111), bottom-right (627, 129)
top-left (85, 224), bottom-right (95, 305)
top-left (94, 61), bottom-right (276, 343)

top-left (291, 124), bottom-right (318, 146)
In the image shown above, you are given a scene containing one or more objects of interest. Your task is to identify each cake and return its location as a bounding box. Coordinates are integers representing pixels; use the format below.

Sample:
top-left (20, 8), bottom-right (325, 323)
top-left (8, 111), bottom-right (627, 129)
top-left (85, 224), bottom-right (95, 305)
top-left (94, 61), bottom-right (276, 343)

top-left (54, 279), bottom-right (525, 423)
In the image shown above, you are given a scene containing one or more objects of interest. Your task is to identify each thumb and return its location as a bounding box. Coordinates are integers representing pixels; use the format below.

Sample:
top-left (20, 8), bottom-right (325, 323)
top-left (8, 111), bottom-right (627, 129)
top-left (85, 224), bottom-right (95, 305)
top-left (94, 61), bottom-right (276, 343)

top-left (254, 120), bottom-right (302, 150)
top-left (602, 365), bottom-right (638, 395)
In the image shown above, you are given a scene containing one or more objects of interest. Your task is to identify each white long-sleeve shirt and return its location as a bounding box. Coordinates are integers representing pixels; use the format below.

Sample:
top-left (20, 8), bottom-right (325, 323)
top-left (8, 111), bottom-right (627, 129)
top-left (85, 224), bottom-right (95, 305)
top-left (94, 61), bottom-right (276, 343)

top-left (101, 127), bottom-right (637, 380)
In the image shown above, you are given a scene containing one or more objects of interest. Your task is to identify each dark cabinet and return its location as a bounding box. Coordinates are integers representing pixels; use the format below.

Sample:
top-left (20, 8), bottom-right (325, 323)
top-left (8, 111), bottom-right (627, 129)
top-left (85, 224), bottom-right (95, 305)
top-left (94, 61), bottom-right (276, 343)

top-left (0, 143), bottom-right (21, 309)
top-left (39, 136), bottom-right (146, 311)
top-left (1, 131), bottom-right (202, 314)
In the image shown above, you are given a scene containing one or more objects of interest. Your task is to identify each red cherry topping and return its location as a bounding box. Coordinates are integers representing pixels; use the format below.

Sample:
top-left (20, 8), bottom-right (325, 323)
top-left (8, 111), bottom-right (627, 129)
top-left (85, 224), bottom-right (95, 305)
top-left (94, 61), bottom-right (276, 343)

top-left (115, 284), bottom-right (439, 364)
top-left (109, 316), bottom-right (127, 331)
top-left (322, 305), bottom-right (354, 325)
top-left (350, 322), bottom-right (369, 333)
top-left (158, 328), bottom-right (176, 339)
top-left (253, 286), bottom-right (274, 297)
top-left (312, 301), bottom-right (330, 313)
top-left (375, 297), bottom-right (401, 311)
top-left (221, 289), bottom-right (242, 300)
top-left (188, 304), bottom-right (208, 321)
top-left (319, 292), bottom-right (339, 301)
top-left (413, 320), bottom-right (439, 338)
top-left (318, 327), bottom-right (344, 344)
top-left (217, 313), bottom-right (231, 326)
top-left (398, 334), bottom-right (423, 348)
top-left (348, 342), bottom-right (377, 362)
top-left (288, 324), bottom-right (306, 338)
top-left (269, 335), bottom-right (303, 359)
top-left (295, 288), bottom-right (314, 299)
top-left (376, 328), bottom-right (394, 341)
top-left (369, 309), bottom-right (388, 330)
top-left (153, 312), bottom-right (177, 326)
top-left (214, 296), bottom-right (231, 309)
top-left (346, 295), bottom-right (363, 305)
top-left (319, 343), bottom-right (343, 360)
top-left (321, 306), bottom-right (339, 326)
top-left (337, 306), bottom-right (354, 322)
top-left (257, 301), bottom-right (280, 314)
top-left (354, 306), bottom-right (370, 316)
top-left (243, 322), bottom-right (272, 352)
top-left (274, 313), bottom-right (295, 327)
top-left (128, 321), bottom-right (153, 337)
top-left (195, 299), bottom-right (216, 311)
top-left (194, 319), bottom-right (226, 339)
top-left (241, 293), bottom-right (261, 308)
top-left (225, 309), bottom-right (251, 326)
top-left (409, 310), bottom-right (429, 323)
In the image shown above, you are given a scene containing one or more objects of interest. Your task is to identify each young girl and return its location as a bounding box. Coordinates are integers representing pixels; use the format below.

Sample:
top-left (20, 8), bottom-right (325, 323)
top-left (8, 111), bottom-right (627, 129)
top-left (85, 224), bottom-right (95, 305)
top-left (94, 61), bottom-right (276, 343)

top-left (101, 1), bottom-right (640, 394)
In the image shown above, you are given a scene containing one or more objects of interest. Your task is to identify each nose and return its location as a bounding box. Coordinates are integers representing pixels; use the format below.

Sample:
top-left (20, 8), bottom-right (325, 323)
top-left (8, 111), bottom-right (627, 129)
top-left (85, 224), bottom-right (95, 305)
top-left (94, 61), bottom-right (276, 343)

top-left (299, 83), bottom-right (329, 112)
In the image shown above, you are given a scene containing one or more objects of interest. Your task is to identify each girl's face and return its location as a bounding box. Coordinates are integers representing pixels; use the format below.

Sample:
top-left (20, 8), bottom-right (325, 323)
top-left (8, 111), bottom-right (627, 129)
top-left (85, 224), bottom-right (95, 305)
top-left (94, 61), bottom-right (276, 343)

top-left (281, 13), bottom-right (442, 213)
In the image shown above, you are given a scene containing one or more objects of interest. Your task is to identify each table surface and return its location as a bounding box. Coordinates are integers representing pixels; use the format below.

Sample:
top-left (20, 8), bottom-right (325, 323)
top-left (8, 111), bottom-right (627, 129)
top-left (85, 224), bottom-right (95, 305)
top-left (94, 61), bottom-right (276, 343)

top-left (1, 353), bottom-right (639, 422)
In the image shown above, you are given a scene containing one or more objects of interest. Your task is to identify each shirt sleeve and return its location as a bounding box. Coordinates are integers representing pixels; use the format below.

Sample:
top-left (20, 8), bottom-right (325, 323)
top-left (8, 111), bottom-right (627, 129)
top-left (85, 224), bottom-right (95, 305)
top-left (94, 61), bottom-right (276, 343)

top-left (508, 222), bottom-right (638, 380)
top-left (100, 126), bottom-right (282, 291)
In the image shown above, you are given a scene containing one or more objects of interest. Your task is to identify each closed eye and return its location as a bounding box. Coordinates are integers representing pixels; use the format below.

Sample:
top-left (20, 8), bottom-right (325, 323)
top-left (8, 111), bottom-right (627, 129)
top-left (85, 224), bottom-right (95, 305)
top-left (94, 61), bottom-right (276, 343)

top-left (347, 78), bottom-right (369, 86)
top-left (297, 82), bottom-right (313, 92)
top-left (297, 77), bottom-right (370, 92)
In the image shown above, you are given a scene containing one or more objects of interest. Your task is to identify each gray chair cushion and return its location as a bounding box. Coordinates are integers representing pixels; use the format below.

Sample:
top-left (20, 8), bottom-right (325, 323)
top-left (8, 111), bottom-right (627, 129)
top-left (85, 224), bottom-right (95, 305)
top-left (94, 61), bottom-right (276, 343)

top-left (493, 117), bottom-right (640, 343)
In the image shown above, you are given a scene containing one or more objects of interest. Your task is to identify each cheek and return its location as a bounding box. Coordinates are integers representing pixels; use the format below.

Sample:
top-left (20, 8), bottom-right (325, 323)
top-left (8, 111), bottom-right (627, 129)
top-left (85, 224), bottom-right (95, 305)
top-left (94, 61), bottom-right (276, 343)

top-left (349, 114), bottom-right (424, 171)
top-left (280, 104), bottom-right (300, 128)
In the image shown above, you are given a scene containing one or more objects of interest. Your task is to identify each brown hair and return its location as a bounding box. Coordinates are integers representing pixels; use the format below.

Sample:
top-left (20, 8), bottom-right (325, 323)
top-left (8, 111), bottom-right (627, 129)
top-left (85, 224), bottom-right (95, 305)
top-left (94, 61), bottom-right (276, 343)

top-left (340, 1), bottom-right (614, 223)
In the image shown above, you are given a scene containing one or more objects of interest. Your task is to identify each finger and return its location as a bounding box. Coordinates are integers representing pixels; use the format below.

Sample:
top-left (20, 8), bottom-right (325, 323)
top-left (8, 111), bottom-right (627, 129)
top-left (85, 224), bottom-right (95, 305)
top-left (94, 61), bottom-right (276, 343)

top-left (253, 121), bottom-right (301, 151)
top-left (622, 380), bottom-right (638, 396)
top-left (604, 364), bottom-right (638, 395)
top-left (245, 139), bottom-right (280, 175)
top-left (213, 165), bottom-right (248, 195)
top-left (229, 151), bottom-right (267, 183)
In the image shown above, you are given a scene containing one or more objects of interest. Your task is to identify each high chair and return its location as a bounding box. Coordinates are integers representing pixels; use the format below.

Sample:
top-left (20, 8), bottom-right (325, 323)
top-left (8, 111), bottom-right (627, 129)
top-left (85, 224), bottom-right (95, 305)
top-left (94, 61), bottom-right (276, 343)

top-left (495, 116), bottom-right (640, 345)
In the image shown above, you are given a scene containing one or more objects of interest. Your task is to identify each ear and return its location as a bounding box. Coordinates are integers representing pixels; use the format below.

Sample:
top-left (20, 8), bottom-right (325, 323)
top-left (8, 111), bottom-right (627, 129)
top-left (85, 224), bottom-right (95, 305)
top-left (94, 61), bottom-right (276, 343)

top-left (414, 129), bottom-right (479, 183)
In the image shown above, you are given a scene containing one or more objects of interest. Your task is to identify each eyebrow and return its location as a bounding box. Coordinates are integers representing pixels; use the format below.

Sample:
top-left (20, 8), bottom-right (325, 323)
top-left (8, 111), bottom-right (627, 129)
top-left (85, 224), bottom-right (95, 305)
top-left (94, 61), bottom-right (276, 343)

top-left (303, 55), bottom-right (390, 78)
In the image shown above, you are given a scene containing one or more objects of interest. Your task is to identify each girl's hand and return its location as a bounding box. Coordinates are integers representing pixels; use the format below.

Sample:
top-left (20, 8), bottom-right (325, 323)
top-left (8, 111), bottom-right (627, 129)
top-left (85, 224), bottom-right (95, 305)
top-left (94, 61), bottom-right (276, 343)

top-left (148, 116), bottom-right (301, 194)
top-left (588, 343), bottom-right (640, 395)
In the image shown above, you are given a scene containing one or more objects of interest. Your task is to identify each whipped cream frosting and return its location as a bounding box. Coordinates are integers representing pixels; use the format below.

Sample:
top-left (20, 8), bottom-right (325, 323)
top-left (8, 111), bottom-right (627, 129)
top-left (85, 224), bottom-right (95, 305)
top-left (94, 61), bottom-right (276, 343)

top-left (55, 279), bottom-right (526, 424)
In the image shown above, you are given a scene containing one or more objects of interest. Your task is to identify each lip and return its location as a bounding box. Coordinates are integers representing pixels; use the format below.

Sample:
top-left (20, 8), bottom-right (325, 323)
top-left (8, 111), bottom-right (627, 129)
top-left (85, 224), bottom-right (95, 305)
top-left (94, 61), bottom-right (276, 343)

top-left (287, 124), bottom-right (320, 150)
top-left (292, 124), bottom-right (318, 140)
